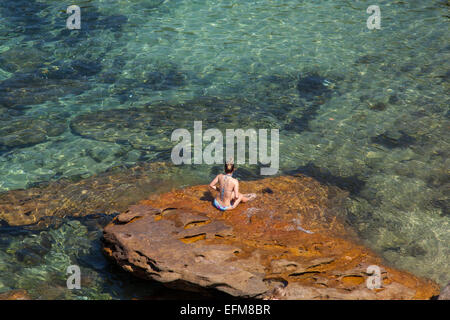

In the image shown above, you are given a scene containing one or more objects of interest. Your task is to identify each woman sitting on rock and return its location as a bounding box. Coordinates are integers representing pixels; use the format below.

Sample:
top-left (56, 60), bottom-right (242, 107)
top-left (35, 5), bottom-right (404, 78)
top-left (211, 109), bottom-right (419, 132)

top-left (209, 158), bottom-right (256, 211)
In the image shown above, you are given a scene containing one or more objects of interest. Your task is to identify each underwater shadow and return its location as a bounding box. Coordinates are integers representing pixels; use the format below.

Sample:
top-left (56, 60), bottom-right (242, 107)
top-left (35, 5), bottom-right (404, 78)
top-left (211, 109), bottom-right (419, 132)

top-left (285, 162), bottom-right (366, 195)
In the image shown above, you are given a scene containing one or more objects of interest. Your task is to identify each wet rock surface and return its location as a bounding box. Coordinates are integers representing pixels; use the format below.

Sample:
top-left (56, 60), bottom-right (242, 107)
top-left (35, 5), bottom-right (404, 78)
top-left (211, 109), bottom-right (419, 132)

top-left (102, 175), bottom-right (439, 299)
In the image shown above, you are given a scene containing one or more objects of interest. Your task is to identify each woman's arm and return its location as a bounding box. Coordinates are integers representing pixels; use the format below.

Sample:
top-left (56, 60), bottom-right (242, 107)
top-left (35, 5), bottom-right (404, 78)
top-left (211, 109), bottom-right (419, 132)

top-left (209, 174), bottom-right (219, 192)
top-left (231, 181), bottom-right (242, 209)
top-left (233, 180), bottom-right (239, 199)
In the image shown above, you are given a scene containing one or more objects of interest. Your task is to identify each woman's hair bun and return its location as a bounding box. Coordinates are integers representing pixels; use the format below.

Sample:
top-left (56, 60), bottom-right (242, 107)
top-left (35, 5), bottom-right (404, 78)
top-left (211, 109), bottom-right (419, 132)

top-left (225, 157), bottom-right (235, 173)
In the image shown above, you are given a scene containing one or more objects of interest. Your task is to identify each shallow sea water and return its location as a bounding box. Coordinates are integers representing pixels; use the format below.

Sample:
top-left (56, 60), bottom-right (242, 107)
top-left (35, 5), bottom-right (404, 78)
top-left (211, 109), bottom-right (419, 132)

top-left (0, 0), bottom-right (448, 298)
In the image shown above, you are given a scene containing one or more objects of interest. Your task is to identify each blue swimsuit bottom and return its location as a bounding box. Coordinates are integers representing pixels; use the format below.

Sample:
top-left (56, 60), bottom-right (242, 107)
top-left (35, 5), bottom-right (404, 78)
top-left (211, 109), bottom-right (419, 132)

top-left (213, 198), bottom-right (232, 211)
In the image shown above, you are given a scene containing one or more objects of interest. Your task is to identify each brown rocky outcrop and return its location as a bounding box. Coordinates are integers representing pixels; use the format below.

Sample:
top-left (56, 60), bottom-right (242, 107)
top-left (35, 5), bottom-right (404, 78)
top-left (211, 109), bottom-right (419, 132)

top-left (0, 289), bottom-right (31, 300)
top-left (102, 174), bottom-right (440, 299)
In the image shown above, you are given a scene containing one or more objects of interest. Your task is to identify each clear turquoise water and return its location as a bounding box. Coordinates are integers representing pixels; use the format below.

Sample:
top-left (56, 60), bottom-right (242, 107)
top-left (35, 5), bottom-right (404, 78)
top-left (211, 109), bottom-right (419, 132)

top-left (0, 0), bottom-right (448, 298)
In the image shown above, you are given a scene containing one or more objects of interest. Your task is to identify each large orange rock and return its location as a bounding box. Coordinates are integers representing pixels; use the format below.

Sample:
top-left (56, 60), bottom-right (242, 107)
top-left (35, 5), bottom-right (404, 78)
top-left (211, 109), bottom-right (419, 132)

top-left (102, 174), bottom-right (440, 299)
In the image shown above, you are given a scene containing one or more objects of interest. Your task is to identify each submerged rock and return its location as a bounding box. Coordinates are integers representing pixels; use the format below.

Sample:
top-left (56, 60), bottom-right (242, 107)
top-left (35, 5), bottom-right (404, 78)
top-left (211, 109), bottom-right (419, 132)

top-left (102, 175), bottom-right (439, 299)
top-left (297, 73), bottom-right (333, 101)
top-left (367, 101), bottom-right (387, 111)
top-left (109, 64), bottom-right (189, 102)
top-left (371, 130), bottom-right (417, 149)
top-left (438, 283), bottom-right (450, 300)
top-left (70, 98), bottom-right (280, 150)
top-left (0, 46), bottom-right (101, 110)
top-left (40, 59), bottom-right (103, 80)
top-left (355, 54), bottom-right (384, 65)
top-left (0, 162), bottom-right (189, 227)
top-left (0, 289), bottom-right (31, 300)
top-left (0, 47), bottom-right (47, 73)
top-left (0, 72), bottom-right (90, 109)
top-left (287, 162), bottom-right (366, 195)
top-left (56, 9), bottom-right (128, 41)
top-left (70, 107), bottom-right (174, 151)
top-left (283, 103), bottom-right (322, 133)
top-left (141, 0), bottom-right (166, 9)
top-left (52, 9), bottom-right (129, 60)
top-left (0, 115), bottom-right (66, 150)
top-left (142, 69), bottom-right (187, 91)
top-left (0, 0), bottom-right (49, 37)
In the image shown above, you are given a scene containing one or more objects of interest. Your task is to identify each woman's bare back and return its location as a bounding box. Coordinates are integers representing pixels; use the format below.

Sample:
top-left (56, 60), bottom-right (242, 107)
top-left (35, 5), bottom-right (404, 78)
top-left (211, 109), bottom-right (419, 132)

top-left (209, 173), bottom-right (256, 210)
top-left (216, 174), bottom-right (237, 207)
